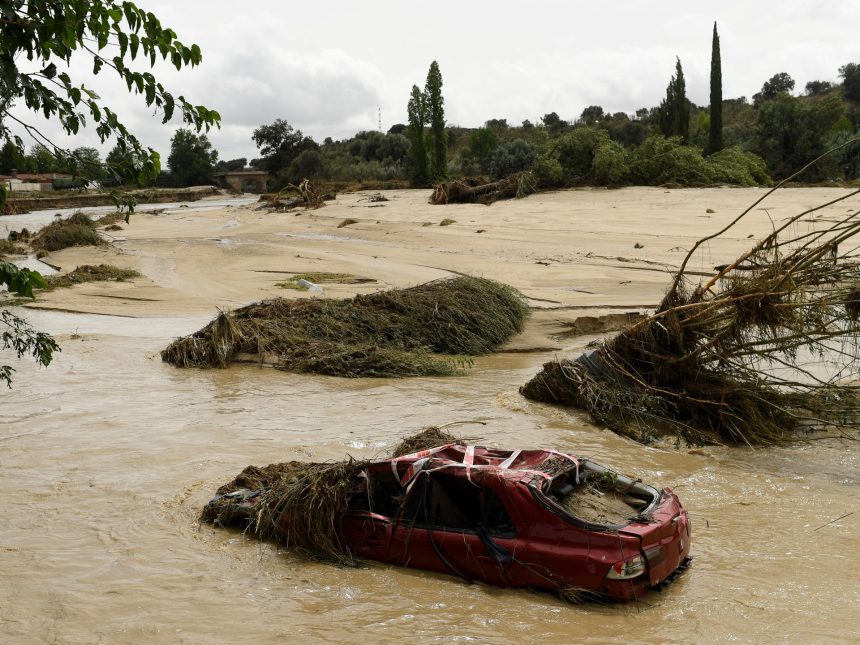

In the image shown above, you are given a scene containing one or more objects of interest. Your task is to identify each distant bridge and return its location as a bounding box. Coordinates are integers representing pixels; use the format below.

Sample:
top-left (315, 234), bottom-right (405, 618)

top-left (213, 170), bottom-right (270, 193)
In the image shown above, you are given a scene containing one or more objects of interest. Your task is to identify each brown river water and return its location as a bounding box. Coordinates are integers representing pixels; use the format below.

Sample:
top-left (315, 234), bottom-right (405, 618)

top-left (2, 188), bottom-right (859, 643)
top-left (1, 310), bottom-right (857, 644)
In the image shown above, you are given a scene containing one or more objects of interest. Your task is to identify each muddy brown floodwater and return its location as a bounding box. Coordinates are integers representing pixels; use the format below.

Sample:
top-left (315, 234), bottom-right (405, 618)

top-left (1, 188), bottom-right (858, 643)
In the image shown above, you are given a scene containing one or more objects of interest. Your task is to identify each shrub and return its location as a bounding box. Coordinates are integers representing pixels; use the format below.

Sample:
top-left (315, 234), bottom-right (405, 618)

top-left (552, 127), bottom-right (610, 181)
top-left (532, 154), bottom-right (565, 187)
top-left (592, 141), bottom-right (630, 186)
top-left (466, 127), bottom-right (498, 173)
top-left (488, 139), bottom-right (536, 179)
top-left (705, 147), bottom-right (771, 186)
top-left (629, 135), bottom-right (712, 186)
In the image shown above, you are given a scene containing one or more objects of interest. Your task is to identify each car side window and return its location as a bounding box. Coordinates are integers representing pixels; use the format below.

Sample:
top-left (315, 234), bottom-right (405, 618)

top-left (401, 472), bottom-right (516, 536)
top-left (348, 470), bottom-right (403, 518)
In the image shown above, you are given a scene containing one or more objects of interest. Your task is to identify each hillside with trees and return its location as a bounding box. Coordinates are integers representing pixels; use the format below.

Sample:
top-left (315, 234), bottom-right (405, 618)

top-left (3, 24), bottom-right (858, 192)
top-left (240, 46), bottom-right (860, 192)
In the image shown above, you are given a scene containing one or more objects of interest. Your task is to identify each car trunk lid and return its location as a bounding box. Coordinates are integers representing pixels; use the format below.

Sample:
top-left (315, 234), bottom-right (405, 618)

top-left (620, 488), bottom-right (690, 586)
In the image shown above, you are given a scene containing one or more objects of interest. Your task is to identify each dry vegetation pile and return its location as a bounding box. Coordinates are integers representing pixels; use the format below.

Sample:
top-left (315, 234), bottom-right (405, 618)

top-left (201, 427), bottom-right (462, 564)
top-left (31, 212), bottom-right (105, 252)
top-left (275, 272), bottom-right (376, 290)
top-left (430, 171), bottom-right (537, 205)
top-left (0, 239), bottom-right (27, 256)
top-left (95, 212), bottom-right (128, 226)
top-left (522, 183), bottom-right (860, 446)
top-left (46, 264), bottom-right (139, 289)
top-left (163, 276), bottom-right (529, 377)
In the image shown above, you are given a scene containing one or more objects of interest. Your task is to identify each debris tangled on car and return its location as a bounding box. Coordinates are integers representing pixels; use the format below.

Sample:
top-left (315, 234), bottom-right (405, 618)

top-left (201, 428), bottom-right (691, 602)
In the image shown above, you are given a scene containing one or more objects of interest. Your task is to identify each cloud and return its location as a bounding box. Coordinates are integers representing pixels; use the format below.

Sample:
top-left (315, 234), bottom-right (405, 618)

top-left (4, 0), bottom-right (860, 163)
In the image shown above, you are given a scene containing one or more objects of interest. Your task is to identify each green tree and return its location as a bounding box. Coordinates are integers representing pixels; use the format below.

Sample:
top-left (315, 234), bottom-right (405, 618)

top-left (708, 22), bottom-right (723, 154)
top-left (215, 158), bottom-right (248, 172)
top-left (425, 61), bottom-right (447, 181)
top-left (0, 139), bottom-right (22, 173)
top-left (167, 129), bottom-right (218, 186)
top-left (753, 72), bottom-right (795, 105)
top-left (552, 127), bottom-right (610, 181)
top-left (62, 146), bottom-right (106, 181)
top-left (105, 143), bottom-right (143, 184)
top-left (753, 93), bottom-right (843, 179)
top-left (406, 84), bottom-right (428, 187)
top-left (29, 144), bottom-right (58, 172)
top-left (579, 105), bottom-right (605, 126)
top-left (592, 140), bottom-right (630, 186)
top-left (466, 127), bottom-right (498, 173)
top-left (0, 263), bottom-right (57, 388)
top-left (286, 149), bottom-right (325, 183)
top-left (0, 0), bottom-right (219, 184)
top-left (0, 1), bottom-right (218, 386)
top-left (488, 139), bottom-right (535, 179)
top-left (805, 80), bottom-right (834, 96)
top-left (839, 63), bottom-right (860, 101)
top-left (541, 112), bottom-right (567, 134)
top-left (484, 118), bottom-right (508, 130)
top-left (251, 119), bottom-right (317, 173)
top-left (658, 57), bottom-right (690, 144)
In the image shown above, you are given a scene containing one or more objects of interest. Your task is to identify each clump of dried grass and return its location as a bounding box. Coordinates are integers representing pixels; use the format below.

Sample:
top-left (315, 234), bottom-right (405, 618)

top-left (0, 239), bottom-right (27, 256)
top-left (46, 264), bottom-right (140, 289)
top-left (390, 426), bottom-right (462, 457)
top-left (31, 212), bottom-right (105, 252)
top-left (163, 276), bottom-right (528, 377)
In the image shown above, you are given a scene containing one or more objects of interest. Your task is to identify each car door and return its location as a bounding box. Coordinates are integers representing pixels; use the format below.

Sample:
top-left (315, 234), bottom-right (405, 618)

top-left (386, 470), bottom-right (530, 587)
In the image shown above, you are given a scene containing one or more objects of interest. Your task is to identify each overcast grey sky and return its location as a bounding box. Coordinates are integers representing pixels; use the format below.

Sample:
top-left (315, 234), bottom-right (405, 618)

top-left (9, 0), bottom-right (859, 163)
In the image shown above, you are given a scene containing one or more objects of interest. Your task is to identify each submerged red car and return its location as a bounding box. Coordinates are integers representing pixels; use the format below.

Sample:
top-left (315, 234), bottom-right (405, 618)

top-left (207, 442), bottom-right (691, 602)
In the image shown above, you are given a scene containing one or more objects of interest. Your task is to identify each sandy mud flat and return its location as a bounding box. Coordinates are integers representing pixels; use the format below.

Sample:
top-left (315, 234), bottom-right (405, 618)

top-left (1, 187), bottom-right (858, 643)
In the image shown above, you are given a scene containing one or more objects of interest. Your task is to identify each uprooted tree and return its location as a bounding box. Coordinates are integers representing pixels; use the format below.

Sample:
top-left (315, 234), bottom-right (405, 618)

top-left (521, 142), bottom-right (860, 446)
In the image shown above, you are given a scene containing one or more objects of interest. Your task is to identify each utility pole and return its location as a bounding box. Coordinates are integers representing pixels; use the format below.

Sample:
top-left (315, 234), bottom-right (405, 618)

top-left (378, 107), bottom-right (382, 132)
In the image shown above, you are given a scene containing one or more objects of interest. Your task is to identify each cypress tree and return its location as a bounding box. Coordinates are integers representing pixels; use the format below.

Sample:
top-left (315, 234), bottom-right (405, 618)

top-left (406, 85), bottom-right (428, 187)
top-left (708, 22), bottom-right (723, 154)
top-left (424, 61), bottom-right (447, 181)
top-left (658, 57), bottom-right (690, 144)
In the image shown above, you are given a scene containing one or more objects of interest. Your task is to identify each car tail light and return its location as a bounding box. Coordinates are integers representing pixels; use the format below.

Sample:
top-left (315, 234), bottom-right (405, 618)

top-left (606, 554), bottom-right (646, 580)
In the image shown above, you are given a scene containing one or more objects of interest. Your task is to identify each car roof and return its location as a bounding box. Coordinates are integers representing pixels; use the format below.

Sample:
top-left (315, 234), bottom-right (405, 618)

top-left (368, 443), bottom-right (580, 485)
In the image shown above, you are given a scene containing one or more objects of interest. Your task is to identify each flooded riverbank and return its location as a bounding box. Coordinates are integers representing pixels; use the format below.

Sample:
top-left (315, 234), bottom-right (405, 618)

top-left (1, 187), bottom-right (858, 643)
